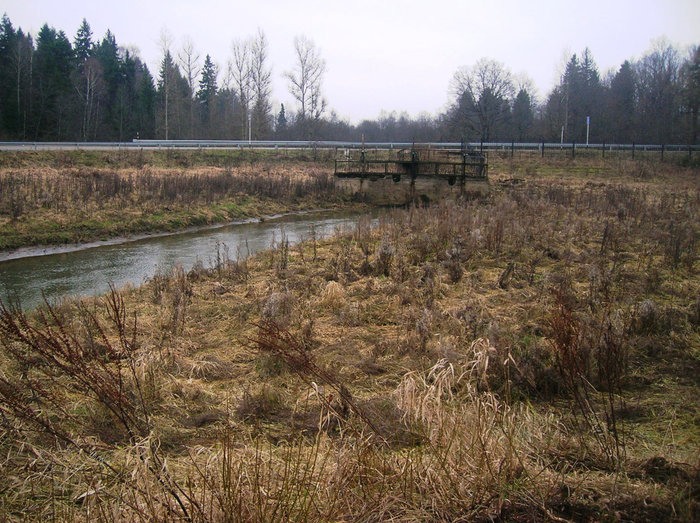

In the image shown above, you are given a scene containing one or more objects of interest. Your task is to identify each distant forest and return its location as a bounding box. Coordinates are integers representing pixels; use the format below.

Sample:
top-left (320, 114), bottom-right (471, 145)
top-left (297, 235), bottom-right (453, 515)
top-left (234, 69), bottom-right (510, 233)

top-left (0, 14), bottom-right (698, 144)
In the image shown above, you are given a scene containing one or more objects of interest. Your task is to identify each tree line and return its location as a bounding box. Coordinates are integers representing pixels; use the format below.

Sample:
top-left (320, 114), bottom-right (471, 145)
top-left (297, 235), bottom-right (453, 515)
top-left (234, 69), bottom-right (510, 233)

top-left (0, 14), bottom-right (697, 144)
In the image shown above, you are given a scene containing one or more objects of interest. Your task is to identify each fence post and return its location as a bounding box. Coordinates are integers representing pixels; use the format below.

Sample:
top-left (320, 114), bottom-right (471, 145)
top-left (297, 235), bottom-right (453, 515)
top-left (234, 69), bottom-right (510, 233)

top-left (572, 141), bottom-right (576, 159)
top-left (661, 144), bottom-right (665, 162)
top-left (690, 144), bottom-right (693, 160)
top-left (541, 141), bottom-right (545, 158)
top-left (632, 142), bottom-right (635, 159)
top-left (511, 140), bottom-right (514, 158)
top-left (480, 140), bottom-right (483, 156)
top-left (602, 141), bottom-right (605, 159)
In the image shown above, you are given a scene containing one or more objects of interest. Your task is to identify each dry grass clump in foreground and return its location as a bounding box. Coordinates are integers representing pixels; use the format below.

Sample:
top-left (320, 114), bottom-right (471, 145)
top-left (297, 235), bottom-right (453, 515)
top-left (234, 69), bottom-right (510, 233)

top-left (0, 163), bottom-right (699, 521)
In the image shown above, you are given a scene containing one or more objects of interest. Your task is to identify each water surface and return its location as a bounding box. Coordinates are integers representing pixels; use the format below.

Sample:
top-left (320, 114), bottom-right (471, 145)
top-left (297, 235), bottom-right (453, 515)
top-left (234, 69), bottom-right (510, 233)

top-left (0, 210), bottom-right (373, 310)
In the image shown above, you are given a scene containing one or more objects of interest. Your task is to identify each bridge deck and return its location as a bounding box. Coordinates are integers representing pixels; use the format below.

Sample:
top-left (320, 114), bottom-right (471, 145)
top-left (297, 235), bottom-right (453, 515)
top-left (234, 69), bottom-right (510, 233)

top-left (334, 147), bottom-right (487, 181)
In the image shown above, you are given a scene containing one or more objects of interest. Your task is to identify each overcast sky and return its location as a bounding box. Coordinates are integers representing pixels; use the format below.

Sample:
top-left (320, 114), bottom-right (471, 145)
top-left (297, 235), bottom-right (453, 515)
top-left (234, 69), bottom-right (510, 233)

top-left (4, 0), bottom-right (699, 123)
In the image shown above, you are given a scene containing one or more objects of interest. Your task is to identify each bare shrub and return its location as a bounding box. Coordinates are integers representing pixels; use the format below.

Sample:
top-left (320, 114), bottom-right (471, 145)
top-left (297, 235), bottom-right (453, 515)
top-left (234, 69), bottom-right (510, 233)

top-left (354, 215), bottom-right (374, 274)
top-left (163, 264), bottom-right (191, 336)
top-left (149, 263), bottom-right (170, 304)
top-left (375, 237), bottom-right (395, 277)
top-left (443, 246), bottom-right (464, 284)
top-left (663, 222), bottom-right (697, 270)
top-left (336, 302), bottom-right (361, 327)
top-left (485, 216), bottom-right (505, 253)
top-left (547, 290), bottom-right (627, 467)
top-left (0, 290), bottom-right (198, 520)
top-left (325, 239), bottom-right (354, 281)
top-left (274, 231), bottom-right (290, 278)
top-left (634, 299), bottom-right (659, 334)
top-left (415, 308), bottom-right (433, 353)
top-left (691, 295), bottom-right (700, 326)
top-left (318, 281), bottom-right (346, 310)
top-left (248, 321), bottom-right (384, 441)
top-left (261, 291), bottom-right (297, 329)
top-left (236, 385), bottom-right (285, 421)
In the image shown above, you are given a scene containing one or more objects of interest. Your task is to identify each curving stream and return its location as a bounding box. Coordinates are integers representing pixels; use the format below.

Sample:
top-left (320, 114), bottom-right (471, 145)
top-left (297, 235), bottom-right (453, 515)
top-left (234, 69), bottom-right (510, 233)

top-left (0, 210), bottom-right (376, 310)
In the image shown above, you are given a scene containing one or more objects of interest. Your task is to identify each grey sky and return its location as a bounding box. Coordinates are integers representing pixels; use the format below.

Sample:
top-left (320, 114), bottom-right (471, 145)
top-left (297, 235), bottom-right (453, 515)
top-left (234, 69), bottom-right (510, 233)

top-left (4, 0), bottom-right (699, 123)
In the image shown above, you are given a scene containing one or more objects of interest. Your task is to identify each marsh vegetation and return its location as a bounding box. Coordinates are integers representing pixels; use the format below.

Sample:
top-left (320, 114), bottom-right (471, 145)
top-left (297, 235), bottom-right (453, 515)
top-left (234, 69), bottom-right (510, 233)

top-left (0, 153), bottom-right (698, 521)
top-left (0, 149), bottom-right (340, 250)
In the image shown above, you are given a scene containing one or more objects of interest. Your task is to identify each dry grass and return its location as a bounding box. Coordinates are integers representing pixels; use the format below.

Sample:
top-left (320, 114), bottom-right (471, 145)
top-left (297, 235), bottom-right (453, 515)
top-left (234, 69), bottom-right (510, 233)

top-left (0, 155), bottom-right (698, 521)
top-left (0, 156), bottom-right (343, 250)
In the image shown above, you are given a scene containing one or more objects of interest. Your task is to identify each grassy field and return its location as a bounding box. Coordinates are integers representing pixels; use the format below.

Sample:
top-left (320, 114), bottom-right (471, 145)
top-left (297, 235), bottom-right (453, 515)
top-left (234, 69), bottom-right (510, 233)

top-left (0, 153), bottom-right (698, 520)
top-left (0, 149), bottom-right (342, 251)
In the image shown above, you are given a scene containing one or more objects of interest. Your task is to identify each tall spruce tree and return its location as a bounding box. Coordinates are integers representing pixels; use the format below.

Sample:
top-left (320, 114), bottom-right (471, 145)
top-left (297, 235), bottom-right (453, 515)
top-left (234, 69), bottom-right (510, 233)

top-left (158, 50), bottom-right (176, 139)
top-left (94, 30), bottom-right (122, 139)
top-left (73, 19), bottom-right (101, 140)
top-left (0, 14), bottom-right (19, 137)
top-left (32, 24), bottom-right (73, 139)
top-left (73, 18), bottom-right (92, 66)
top-left (196, 54), bottom-right (217, 134)
top-left (137, 64), bottom-right (156, 139)
top-left (276, 103), bottom-right (287, 137)
top-left (512, 89), bottom-right (534, 141)
top-left (157, 50), bottom-right (188, 139)
top-left (607, 61), bottom-right (636, 142)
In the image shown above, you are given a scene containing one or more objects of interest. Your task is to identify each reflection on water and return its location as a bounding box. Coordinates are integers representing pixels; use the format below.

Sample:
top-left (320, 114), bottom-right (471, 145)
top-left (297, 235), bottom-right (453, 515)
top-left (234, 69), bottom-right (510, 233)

top-left (0, 210), bottom-right (376, 310)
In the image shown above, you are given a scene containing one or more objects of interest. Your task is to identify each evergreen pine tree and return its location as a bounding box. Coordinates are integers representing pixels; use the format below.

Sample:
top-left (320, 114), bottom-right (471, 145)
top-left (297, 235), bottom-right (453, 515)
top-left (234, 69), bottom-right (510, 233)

top-left (157, 50), bottom-right (179, 139)
top-left (276, 103), bottom-right (287, 137)
top-left (0, 14), bottom-right (18, 137)
top-left (512, 89), bottom-right (533, 141)
top-left (33, 25), bottom-right (73, 139)
top-left (137, 64), bottom-right (156, 138)
top-left (196, 54), bottom-right (217, 132)
top-left (608, 61), bottom-right (636, 142)
top-left (73, 18), bottom-right (92, 66)
top-left (94, 30), bottom-right (122, 139)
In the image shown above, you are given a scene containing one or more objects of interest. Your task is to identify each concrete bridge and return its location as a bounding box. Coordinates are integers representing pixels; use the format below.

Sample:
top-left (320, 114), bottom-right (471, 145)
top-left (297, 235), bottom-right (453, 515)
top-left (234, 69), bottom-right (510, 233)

top-left (333, 146), bottom-right (489, 204)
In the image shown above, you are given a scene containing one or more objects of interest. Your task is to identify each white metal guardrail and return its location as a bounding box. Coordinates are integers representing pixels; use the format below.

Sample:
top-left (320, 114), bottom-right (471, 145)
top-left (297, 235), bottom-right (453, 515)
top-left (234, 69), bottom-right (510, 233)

top-left (0, 140), bottom-right (697, 154)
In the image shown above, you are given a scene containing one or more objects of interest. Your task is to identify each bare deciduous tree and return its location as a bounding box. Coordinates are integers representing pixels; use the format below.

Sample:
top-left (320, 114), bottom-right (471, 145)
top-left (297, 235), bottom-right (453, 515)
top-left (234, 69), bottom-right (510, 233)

top-left (76, 56), bottom-right (103, 140)
top-left (250, 29), bottom-right (272, 139)
top-left (284, 36), bottom-right (327, 124)
top-left (635, 38), bottom-right (681, 143)
top-left (178, 36), bottom-right (201, 137)
top-left (451, 58), bottom-right (515, 105)
top-left (10, 31), bottom-right (34, 139)
top-left (229, 38), bottom-right (251, 139)
top-left (450, 58), bottom-right (514, 140)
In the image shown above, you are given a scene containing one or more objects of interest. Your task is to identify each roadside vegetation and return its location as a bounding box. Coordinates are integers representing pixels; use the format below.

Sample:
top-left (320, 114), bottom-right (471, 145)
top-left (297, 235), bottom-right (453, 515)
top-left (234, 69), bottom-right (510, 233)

top-left (0, 149), bottom-right (342, 251)
top-left (0, 154), bottom-right (698, 520)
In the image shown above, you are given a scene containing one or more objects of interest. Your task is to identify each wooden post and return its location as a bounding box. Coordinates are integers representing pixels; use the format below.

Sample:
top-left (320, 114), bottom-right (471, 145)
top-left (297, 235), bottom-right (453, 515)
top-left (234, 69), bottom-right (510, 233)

top-left (661, 144), bottom-right (665, 162)
top-left (511, 141), bottom-right (515, 158)
top-left (541, 141), bottom-right (545, 158)
top-left (602, 141), bottom-right (605, 159)
top-left (572, 141), bottom-right (576, 159)
top-left (632, 142), bottom-right (635, 159)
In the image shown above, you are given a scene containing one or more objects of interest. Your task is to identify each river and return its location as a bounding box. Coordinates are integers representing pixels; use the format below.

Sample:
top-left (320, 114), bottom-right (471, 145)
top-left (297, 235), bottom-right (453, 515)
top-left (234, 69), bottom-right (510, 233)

top-left (0, 210), bottom-right (374, 310)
